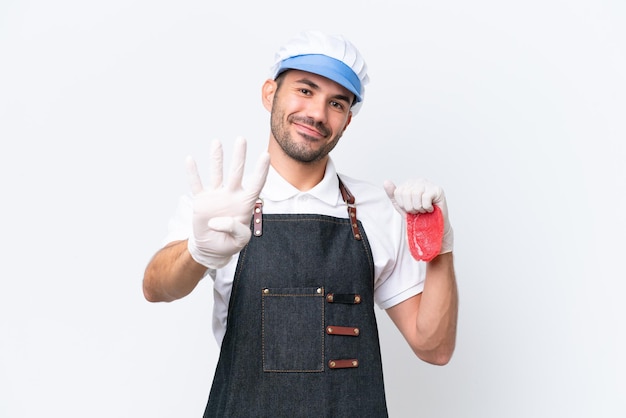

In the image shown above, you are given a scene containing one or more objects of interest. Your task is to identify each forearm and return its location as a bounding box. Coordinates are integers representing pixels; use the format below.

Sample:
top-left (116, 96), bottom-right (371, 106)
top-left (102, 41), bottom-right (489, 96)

top-left (414, 252), bottom-right (458, 363)
top-left (386, 252), bottom-right (458, 365)
top-left (142, 240), bottom-right (209, 302)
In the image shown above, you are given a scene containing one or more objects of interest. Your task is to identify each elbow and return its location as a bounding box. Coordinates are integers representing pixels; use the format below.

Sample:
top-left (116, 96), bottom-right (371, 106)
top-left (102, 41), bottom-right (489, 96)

top-left (142, 270), bottom-right (171, 303)
top-left (414, 340), bottom-right (456, 366)
top-left (142, 280), bottom-right (175, 303)
top-left (142, 277), bottom-right (160, 303)
top-left (421, 349), bottom-right (454, 366)
top-left (142, 282), bottom-right (159, 303)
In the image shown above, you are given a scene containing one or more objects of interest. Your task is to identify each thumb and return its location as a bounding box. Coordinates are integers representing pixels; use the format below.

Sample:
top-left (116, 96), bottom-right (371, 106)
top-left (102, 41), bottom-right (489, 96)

top-left (208, 217), bottom-right (253, 244)
top-left (383, 180), bottom-right (396, 200)
top-left (383, 180), bottom-right (404, 215)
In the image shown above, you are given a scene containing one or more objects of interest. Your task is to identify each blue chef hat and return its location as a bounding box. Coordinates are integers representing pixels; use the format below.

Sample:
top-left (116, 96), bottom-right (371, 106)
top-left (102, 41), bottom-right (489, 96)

top-left (270, 30), bottom-right (370, 115)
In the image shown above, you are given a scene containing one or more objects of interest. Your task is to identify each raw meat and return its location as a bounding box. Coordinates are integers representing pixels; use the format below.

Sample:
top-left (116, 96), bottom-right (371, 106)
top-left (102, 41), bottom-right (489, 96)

top-left (406, 205), bottom-right (444, 262)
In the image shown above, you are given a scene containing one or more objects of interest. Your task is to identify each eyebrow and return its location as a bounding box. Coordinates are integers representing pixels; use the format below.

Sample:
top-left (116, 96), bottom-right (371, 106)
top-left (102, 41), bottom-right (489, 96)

top-left (294, 77), bottom-right (353, 105)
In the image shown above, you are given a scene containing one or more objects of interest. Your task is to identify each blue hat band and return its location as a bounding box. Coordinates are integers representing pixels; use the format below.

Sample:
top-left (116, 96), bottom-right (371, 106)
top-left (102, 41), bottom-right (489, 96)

top-left (276, 54), bottom-right (362, 102)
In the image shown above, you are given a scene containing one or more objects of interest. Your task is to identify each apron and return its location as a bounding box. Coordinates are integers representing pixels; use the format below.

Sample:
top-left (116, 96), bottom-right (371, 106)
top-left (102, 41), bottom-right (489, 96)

top-left (204, 179), bottom-right (388, 417)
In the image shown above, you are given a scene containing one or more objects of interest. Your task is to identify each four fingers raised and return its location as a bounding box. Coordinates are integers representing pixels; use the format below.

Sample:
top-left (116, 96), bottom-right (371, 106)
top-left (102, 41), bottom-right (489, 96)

top-left (188, 137), bottom-right (269, 196)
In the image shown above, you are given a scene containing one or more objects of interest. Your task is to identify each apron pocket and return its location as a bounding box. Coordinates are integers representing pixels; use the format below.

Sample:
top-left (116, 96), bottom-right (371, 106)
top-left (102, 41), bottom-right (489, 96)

top-left (262, 287), bottom-right (325, 372)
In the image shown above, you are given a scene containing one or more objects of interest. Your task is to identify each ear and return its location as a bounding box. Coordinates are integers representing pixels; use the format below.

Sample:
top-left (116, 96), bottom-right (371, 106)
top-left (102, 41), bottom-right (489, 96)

top-left (261, 79), bottom-right (277, 112)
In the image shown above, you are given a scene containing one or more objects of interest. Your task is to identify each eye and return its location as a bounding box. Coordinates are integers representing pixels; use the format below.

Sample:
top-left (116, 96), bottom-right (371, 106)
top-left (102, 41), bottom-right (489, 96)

top-left (330, 100), bottom-right (346, 111)
top-left (299, 88), bottom-right (312, 95)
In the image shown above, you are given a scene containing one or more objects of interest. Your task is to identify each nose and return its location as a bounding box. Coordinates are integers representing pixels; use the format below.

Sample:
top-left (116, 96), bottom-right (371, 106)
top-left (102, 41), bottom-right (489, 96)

top-left (304, 96), bottom-right (328, 124)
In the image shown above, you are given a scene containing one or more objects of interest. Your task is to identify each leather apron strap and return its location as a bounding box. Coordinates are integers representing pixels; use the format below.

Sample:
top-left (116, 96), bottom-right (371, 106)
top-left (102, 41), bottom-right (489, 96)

top-left (253, 175), bottom-right (363, 240)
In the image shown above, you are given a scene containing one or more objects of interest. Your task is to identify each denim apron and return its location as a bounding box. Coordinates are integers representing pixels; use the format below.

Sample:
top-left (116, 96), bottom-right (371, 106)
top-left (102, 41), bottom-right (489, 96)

top-left (204, 180), bottom-right (388, 417)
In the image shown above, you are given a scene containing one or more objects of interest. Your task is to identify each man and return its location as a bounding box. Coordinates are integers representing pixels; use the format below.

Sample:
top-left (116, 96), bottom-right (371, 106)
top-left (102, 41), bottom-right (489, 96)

top-left (143, 30), bottom-right (458, 417)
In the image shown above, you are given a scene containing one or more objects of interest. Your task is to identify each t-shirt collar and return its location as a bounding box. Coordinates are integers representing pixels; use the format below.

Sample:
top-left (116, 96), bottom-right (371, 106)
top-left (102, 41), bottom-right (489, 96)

top-left (261, 158), bottom-right (341, 206)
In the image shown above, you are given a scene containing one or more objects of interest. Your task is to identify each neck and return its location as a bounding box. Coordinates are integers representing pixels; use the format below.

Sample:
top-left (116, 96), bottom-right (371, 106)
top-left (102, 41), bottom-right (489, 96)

top-left (267, 140), bottom-right (328, 191)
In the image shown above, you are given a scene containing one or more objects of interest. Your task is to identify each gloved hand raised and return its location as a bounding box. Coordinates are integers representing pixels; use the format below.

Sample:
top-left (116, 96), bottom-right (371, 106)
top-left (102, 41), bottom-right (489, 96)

top-left (187, 137), bottom-right (270, 269)
top-left (384, 178), bottom-right (454, 256)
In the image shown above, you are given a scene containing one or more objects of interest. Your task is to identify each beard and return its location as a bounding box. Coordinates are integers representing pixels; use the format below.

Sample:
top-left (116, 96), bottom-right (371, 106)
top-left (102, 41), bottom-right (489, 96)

top-left (270, 103), bottom-right (343, 163)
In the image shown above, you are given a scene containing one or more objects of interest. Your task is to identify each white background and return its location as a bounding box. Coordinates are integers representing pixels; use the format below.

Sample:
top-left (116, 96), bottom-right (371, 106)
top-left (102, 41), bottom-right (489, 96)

top-left (1, 1), bottom-right (625, 417)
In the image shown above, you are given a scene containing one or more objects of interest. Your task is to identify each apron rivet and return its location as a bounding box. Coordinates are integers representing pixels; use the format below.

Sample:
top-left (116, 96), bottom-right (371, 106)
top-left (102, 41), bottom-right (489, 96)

top-left (262, 288), bottom-right (269, 294)
top-left (316, 288), bottom-right (323, 294)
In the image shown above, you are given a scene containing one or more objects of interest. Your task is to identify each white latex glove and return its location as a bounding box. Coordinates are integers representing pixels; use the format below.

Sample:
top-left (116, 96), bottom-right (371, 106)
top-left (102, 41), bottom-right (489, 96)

top-left (383, 178), bottom-right (454, 255)
top-left (187, 137), bottom-right (270, 269)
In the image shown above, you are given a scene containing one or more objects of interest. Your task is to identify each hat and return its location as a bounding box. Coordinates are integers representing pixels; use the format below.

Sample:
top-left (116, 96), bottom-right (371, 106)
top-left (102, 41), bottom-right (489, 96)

top-left (270, 30), bottom-right (369, 115)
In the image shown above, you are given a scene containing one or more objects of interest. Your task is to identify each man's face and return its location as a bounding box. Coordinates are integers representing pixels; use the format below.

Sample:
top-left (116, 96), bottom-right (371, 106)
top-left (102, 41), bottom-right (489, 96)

top-left (269, 70), bottom-right (354, 163)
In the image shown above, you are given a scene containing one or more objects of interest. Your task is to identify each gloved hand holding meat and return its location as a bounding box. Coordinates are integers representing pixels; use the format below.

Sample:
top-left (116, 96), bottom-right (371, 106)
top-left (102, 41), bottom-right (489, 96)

top-left (384, 178), bottom-right (454, 261)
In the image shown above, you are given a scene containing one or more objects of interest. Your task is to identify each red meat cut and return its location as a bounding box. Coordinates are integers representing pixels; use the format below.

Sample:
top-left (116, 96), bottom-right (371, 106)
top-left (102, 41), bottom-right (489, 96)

top-left (406, 205), bottom-right (444, 262)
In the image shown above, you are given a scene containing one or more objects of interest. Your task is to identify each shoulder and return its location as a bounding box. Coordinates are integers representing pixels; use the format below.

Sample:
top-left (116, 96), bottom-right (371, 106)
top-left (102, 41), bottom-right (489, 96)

top-left (336, 172), bottom-right (388, 204)
top-left (336, 172), bottom-right (400, 234)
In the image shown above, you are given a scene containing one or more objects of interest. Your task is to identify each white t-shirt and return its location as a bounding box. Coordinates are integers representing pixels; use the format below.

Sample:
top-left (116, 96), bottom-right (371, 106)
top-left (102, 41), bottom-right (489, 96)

top-left (163, 158), bottom-right (426, 346)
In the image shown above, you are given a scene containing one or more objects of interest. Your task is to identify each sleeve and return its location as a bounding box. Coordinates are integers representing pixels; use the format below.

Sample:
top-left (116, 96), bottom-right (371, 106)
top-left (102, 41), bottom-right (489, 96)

top-left (371, 197), bottom-right (426, 310)
top-left (161, 194), bottom-right (192, 246)
top-left (161, 194), bottom-right (216, 280)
